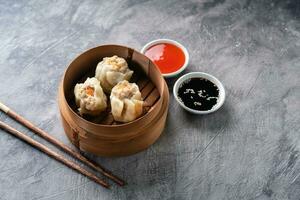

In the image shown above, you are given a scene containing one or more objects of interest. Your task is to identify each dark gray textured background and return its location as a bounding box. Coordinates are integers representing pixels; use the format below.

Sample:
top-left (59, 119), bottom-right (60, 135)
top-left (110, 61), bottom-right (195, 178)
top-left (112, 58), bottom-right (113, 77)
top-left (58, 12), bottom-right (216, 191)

top-left (0, 0), bottom-right (299, 199)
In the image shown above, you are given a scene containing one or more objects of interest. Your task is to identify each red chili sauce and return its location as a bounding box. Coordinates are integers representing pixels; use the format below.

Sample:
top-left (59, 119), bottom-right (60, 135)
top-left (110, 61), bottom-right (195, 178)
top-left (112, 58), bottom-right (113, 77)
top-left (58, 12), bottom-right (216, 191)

top-left (144, 43), bottom-right (185, 74)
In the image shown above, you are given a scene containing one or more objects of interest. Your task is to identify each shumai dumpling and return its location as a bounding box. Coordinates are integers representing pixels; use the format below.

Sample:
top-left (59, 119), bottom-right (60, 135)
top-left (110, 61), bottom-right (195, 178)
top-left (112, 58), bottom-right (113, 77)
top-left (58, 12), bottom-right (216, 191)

top-left (110, 80), bottom-right (143, 122)
top-left (95, 55), bottom-right (133, 93)
top-left (74, 77), bottom-right (107, 116)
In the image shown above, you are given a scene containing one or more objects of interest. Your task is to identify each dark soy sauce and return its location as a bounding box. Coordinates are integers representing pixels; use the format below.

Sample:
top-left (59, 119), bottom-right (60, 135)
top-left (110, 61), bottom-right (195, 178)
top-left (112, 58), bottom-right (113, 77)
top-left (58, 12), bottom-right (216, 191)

top-left (177, 78), bottom-right (219, 111)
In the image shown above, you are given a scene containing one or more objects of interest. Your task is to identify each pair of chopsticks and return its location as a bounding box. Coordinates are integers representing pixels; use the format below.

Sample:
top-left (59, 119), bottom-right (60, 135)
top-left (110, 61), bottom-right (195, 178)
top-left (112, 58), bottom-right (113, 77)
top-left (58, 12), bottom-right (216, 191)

top-left (0, 102), bottom-right (125, 189)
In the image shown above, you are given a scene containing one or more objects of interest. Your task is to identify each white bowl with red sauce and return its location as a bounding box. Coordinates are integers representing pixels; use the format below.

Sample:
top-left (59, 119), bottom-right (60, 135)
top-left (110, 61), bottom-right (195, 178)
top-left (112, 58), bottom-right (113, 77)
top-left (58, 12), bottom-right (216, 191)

top-left (173, 72), bottom-right (226, 114)
top-left (141, 39), bottom-right (189, 78)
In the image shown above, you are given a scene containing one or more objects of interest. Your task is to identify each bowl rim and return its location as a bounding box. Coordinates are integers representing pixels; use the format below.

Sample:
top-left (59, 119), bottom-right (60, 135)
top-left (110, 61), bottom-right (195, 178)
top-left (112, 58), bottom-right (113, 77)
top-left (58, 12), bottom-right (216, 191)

top-left (141, 38), bottom-right (189, 78)
top-left (173, 72), bottom-right (226, 114)
top-left (61, 44), bottom-right (165, 128)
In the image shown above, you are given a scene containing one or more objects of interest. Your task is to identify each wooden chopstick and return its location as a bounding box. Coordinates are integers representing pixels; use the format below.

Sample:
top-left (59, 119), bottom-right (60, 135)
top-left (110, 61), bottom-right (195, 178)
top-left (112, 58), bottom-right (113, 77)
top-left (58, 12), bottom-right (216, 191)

top-left (0, 120), bottom-right (109, 188)
top-left (0, 102), bottom-right (125, 186)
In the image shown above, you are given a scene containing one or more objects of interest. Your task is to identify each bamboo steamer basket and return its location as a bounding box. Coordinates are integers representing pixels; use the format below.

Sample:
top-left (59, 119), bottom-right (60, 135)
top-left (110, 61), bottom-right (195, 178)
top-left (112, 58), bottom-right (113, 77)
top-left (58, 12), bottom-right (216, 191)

top-left (58, 45), bottom-right (169, 157)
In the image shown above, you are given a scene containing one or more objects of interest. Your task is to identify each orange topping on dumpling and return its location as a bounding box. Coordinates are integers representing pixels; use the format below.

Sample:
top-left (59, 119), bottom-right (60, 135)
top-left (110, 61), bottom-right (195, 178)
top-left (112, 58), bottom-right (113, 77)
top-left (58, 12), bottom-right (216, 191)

top-left (86, 86), bottom-right (94, 96)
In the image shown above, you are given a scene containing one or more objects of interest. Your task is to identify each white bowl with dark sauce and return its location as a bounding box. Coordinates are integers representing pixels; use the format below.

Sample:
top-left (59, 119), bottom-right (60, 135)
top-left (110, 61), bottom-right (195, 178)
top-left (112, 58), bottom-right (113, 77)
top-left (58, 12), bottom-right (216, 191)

top-left (173, 72), bottom-right (225, 114)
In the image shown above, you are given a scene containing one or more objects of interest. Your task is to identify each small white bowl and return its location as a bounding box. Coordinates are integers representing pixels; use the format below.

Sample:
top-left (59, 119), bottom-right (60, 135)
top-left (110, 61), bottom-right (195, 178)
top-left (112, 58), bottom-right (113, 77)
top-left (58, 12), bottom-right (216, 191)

top-left (173, 72), bottom-right (226, 114)
top-left (141, 39), bottom-right (189, 78)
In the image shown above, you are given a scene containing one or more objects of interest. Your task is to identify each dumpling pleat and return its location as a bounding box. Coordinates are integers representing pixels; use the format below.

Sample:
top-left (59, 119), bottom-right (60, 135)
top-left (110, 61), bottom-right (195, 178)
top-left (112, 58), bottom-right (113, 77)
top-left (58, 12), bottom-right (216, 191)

top-left (111, 97), bottom-right (124, 118)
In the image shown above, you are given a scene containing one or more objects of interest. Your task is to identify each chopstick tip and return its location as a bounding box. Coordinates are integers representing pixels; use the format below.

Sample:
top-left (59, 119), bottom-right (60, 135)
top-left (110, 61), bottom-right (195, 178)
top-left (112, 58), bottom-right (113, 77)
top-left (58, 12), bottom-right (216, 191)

top-left (0, 101), bottom-right (10, 113)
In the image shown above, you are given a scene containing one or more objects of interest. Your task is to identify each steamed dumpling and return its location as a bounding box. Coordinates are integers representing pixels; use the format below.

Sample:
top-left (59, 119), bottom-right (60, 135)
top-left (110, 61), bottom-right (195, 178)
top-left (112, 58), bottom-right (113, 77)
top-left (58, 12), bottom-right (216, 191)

top-left (95, 55), bottom-right (133, 93)
top-left (110, 80), bottom-right (143, 122)
top-left (74, 77), bottom-right (107, 116)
